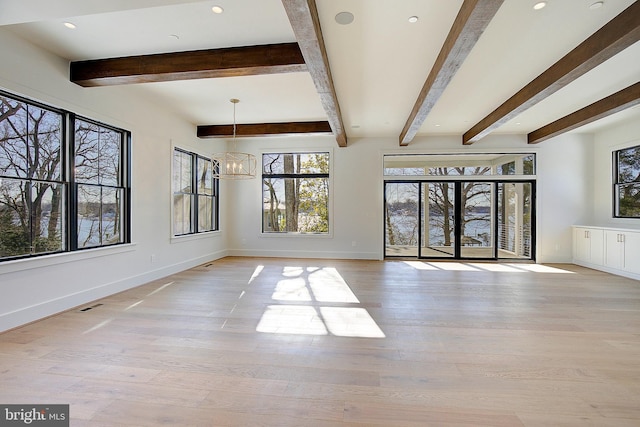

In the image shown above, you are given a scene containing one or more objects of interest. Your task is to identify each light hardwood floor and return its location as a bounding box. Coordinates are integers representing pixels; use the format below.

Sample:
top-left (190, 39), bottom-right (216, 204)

top-left (1, 257), bottom-right (640, 426)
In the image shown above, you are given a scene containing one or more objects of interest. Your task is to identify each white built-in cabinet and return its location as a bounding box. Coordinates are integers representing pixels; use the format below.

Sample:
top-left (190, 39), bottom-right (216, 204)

top-left (573, 226), bottom-right (640, 280)
top-left (574, 227), bottom-right (603, 265)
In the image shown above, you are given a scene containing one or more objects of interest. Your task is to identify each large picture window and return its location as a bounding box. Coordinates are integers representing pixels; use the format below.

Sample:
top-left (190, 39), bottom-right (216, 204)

top-left (0, 90), bottom-right (130, 261)
top-left (172, 148), bottom-right (218, 236)
top-left (262, 152), bottom-right (330, 234)
top-left (614, 144), bottom-right (640, 218)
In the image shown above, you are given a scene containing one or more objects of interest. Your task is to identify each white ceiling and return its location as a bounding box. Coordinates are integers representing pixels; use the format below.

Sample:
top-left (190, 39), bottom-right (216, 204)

top-left (2, 0), bottom-right (639, 143)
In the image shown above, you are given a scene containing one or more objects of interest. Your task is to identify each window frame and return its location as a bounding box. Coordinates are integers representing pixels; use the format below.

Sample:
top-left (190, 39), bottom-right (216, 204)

top-left (613, 143), bottom-right (640, 218)
top-left (171, 147), bottom-right (219, 237)
top-left (70, 114), bottom-right (131, 250)
top-left (261, 150), bottom-right (332, 236)
top-left (0, 89), bottom-right (131, 262)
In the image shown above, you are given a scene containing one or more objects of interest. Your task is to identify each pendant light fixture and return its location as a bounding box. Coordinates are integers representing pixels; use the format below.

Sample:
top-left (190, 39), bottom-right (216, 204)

top-left (211, 98), bottom-right (257, 179)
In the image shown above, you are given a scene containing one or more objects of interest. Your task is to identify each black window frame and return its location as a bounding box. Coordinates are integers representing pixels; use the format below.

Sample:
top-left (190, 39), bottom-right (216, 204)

top-left (172, 147), bottom-right (219, 236)
top-left (0, 89), bottom-right (131, 262)
top-left (613, 144), bottom-right (640, 218)
top-left (262, 151), bottom-right (330, 234)
top-left (70, 114), bottom-right (131, 250)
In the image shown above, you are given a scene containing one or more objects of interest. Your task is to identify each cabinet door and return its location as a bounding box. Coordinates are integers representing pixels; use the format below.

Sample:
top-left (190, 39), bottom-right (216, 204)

top-left (574, 228), bottom-right (604, 265)
top-left (604, 230), bottom-right (624, 269)
top-left (574, 228), bottom-right (591, 262)
top-left (623, 231), bottom-right (640, 275)
top-left (590, 229), bottom-right (604, 265)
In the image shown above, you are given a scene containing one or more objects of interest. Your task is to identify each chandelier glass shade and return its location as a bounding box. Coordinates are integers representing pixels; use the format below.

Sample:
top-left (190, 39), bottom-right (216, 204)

top-left (211, 98), bottom-right (257, 179)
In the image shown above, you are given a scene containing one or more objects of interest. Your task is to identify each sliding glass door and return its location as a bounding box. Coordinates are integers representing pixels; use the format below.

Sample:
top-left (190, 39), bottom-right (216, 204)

top-left (385, 180), bottom-right (534, 260)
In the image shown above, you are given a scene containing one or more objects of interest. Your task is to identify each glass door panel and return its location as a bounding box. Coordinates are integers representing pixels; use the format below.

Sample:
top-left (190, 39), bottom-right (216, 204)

top-left (460, 182), bottom-right (494, 258)
top-left (385, 180), bottom-right (534, 261)
top-left (498, 182), bottom-right (533, 259)
top-left (385, 183), bottom-right (419, 257)
top-left (421, 182), bottom-right (455, 258)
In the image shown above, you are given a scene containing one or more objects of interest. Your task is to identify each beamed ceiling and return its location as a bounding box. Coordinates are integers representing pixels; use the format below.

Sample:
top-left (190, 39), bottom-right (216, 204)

top-left (3, 0), bottom-right (640, 147)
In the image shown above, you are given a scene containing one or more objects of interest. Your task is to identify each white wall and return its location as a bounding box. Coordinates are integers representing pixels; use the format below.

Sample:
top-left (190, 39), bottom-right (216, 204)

top-left (536, 133), bottom-right (594, 261)
top-left (592, 116), bottom-right (640, 230)
top-left (0, 29), bottom-right (228, 332)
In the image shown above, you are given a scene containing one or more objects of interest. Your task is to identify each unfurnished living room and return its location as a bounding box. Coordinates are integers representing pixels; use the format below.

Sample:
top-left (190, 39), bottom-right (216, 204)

top-left (1, 0), bottom-right (639, 426)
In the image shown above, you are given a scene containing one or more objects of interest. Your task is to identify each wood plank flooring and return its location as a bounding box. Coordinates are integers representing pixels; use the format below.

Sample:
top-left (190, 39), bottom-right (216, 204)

top-left (1, 257), bottom-right (640, 426)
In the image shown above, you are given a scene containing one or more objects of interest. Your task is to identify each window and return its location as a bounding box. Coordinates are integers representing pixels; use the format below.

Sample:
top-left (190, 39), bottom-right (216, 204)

top-left (614, 144), bottom-right (640, 218)
top-left (73, 118), bottom-right (128, 248)
top-left (172, 148), bottom-right (218, 235)
top-left (262, 152), bottom-right (330, 234)
top-left (0, 90), bottom-right (130, 261)
top-left (384, 153), bottom-right (536, 177)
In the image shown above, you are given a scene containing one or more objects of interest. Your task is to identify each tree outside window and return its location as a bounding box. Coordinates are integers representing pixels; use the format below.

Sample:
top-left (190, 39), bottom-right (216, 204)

top-left (262, 152), bottom-right (329, 234)
top-left (0, 95), bottom-right (64, 258)
top-left (0, 91), bottom-right (130, 262)
top-left (74, 119), bottom-right (124, 248)
top-left (615, 145), bottom-right (640, 218)
top-left (172, 148), bottom-right (218, 236)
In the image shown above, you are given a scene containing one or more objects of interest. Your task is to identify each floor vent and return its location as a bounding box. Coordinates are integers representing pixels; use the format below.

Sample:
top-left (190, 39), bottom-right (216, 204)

top-left (79, 303), bottom-right (103, 312)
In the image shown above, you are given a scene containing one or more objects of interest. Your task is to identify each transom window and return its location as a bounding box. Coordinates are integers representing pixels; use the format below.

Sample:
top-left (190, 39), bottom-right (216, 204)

top-left (614, 144), bottom-right (640, 218)
top-left (262, 152), bottom-right (330, 234)
top-left (384, 153), bottom-right (535, 177)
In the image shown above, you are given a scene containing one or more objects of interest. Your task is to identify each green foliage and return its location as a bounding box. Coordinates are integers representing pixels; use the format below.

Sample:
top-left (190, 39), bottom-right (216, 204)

top-left (298, 154), bottom-right (329, 233)
top-left (0, 207), bottom-right (30, 257)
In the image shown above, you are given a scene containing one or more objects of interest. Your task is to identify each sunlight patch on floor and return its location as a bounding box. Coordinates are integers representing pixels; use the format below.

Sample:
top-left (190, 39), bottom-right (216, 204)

top-left (258, 266), bottom-right (384, 338)
top-left (428, 262), bottom-right (481, 271)
top-left (256, 305), bottom-right (386, 338)
top-left (404, 261), bottom-right (576, 274)
top-left (403, 261), bottom-right (440, 270)
top-left (248, 265), bottom-right (264, 284)
top-left (509, 264), bottom-right (575, 274)
top-left (256, 305), bottom-right (328, 335)
top-left (468, 263), bottom-right (524, 272)
top-left (82, 319), bottom-right (112, 335)
top-left (145, 281), bottom-right (175, 296)
top-left (272, 267), bottom-right (359, 303)
top-left (319, 307), bottom-right (386, 338)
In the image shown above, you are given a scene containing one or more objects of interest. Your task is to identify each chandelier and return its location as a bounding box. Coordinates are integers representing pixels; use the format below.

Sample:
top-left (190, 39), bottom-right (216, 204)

top-left (211, 98), bottom-right (257, 179)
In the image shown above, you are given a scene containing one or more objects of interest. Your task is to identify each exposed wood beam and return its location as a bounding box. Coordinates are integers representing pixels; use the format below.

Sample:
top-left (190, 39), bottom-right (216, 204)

top-left (197, 121), bottom-right (332, 138)
top-left (463, 1), bottom-right (640, 145)
top-left (70, 43), bottom-right (306, 87)
top-left (399, 0), bottom-right (505, 146)
top-left (281, 0), bottom-right (347, 147)
top-left (528, 82), bottom-right (640, 144)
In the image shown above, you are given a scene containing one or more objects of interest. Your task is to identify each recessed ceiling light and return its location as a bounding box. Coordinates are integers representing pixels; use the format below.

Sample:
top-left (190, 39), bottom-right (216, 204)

top-left (533, 2), bottom-right (547, 10)
top-left (589, 1), bottom-right (604, 9)
top-left (435, 124), bottom-right (441, 127)
top-left (211, 5), bottom-right (224, 14)
top-left (335, 11), bottom-right (354, 25)
top-left (408, 16), bottom-right (419, 23)
top-left (63, 22), bottom-right (76, 29)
